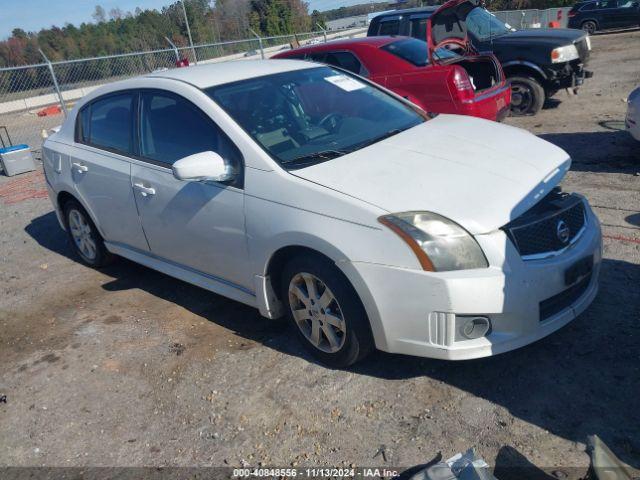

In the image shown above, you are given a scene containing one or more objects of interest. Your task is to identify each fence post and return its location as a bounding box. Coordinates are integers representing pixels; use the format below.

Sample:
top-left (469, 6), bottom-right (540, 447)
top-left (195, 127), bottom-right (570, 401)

top-left (165, 36), bottom-right (181, 62)
top-left (180, 0), bottom-right (198, 64)
top-left (39, 49), bottom-right (67, 118)
top-left (250, 29), bottom-right (265, 59)
top-left (316, 23), bottom-right (328, 43)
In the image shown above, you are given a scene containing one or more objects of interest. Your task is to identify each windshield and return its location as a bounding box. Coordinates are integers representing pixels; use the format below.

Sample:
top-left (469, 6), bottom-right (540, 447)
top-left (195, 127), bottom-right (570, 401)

top-left (466, 8), bottom-right (512, 41)
top-left (382, 38), bottom-right (460, 67)
top-left (207, 67), bottom-right (424, 169)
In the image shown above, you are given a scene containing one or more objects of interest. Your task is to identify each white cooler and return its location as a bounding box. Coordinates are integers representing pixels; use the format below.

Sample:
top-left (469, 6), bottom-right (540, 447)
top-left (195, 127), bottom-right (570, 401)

top-left (0, 144), bottom-right (36, 176)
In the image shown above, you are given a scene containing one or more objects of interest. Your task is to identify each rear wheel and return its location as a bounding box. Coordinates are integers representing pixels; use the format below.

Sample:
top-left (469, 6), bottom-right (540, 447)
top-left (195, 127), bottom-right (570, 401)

top-left (581, 20), bottom-right (597, 34)
top-left (63, 199), bottom-right (113, 268)
top-left (281, 254), bottom-right (373, 367)
top-left (508, 76), bottom-right (545, 116)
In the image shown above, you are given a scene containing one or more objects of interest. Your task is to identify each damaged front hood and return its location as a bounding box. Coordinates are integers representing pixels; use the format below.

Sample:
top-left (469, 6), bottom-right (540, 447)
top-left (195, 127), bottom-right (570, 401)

top-left (292, 115), bottom-right (571, 235)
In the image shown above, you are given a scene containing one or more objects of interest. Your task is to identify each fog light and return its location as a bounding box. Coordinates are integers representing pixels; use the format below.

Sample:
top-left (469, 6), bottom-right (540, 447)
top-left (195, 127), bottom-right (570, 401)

top-left (458, 316), bottom-right (491, 340)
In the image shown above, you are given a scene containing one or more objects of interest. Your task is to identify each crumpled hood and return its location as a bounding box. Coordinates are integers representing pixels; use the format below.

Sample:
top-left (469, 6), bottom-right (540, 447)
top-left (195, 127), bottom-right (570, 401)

top-left (291, 115), bottom-right (571, 234)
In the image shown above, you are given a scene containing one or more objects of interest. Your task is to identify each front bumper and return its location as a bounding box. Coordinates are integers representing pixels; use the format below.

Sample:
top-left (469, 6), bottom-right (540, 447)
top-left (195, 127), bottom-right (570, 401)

top-left (545, 61), bottom-right (593, 90)
top-left (350, 210), bottom-right (602, 360)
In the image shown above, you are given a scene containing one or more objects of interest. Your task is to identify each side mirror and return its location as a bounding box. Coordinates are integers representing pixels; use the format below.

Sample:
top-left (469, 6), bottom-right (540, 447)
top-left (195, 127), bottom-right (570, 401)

top-left (172, 151), bottom-right (236, 183)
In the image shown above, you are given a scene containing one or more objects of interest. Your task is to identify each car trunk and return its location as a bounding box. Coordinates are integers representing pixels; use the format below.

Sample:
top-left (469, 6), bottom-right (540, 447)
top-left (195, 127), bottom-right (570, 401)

top-left (444, 54), bottom-right (503, 93)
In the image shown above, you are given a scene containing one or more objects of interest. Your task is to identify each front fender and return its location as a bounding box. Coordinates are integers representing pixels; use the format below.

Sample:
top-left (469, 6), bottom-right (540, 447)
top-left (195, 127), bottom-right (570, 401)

top-left (502, 60), bottom-right (549, 80)
top-left (257, 233), bottom-right (389, 351)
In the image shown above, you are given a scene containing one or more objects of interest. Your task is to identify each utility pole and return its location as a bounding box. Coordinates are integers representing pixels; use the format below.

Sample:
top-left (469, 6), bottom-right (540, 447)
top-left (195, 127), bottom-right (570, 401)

top-left (180, 0), bottom-right (198, 64)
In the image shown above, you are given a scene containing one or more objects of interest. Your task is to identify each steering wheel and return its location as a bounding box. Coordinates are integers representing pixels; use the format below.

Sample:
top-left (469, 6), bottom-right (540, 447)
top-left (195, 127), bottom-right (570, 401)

top-left (319, 113), bottom-right (344, 133)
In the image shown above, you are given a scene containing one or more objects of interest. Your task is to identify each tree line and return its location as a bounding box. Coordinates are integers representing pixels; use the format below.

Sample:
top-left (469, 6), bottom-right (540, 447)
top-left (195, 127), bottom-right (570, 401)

top-left (0, 0), bottom-right (316, 68)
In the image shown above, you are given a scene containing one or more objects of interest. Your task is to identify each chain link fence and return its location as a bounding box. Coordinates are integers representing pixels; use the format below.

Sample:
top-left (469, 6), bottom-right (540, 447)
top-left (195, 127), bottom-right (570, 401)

top-left (493, 7), bottom-right (573, 29)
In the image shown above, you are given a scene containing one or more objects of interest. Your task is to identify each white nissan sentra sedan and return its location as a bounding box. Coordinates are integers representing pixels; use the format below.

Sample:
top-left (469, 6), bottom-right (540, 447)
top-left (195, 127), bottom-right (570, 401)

top-left (42, 60), bottom-right (602, 367)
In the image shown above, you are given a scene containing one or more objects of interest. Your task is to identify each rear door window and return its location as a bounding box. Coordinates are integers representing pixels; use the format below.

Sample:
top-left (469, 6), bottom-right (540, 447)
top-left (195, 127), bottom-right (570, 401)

top-left (80, 93), bottom-right (134, 154)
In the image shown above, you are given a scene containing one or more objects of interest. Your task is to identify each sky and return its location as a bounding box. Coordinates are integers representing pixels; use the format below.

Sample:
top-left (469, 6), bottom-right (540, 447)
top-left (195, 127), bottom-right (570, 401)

top-left (0, 0), bottom-right (388, 39)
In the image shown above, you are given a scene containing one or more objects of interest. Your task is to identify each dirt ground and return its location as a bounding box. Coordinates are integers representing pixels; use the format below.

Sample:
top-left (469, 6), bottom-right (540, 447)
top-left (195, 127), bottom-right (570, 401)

top-left (0, 30), bottom-right (638, 476)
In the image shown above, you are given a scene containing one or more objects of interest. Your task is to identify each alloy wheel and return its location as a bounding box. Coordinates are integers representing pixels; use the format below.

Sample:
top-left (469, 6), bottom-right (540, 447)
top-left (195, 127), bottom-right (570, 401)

top-left (288, 272), bottom-right (346, 353)
top-left (68, 209), bottom-right (97, 261)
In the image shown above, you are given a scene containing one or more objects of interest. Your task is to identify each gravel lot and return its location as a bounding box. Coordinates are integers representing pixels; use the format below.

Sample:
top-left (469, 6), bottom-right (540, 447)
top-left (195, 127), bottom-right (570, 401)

top-left (1, 30), bottom-right (638, 476)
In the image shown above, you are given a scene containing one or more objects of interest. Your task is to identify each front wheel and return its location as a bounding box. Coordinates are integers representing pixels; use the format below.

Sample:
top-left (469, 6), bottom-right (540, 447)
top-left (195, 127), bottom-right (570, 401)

top-left (281, 255), bottom-right (373, 367)
top-left (508, 76), bottom-right (545, 116)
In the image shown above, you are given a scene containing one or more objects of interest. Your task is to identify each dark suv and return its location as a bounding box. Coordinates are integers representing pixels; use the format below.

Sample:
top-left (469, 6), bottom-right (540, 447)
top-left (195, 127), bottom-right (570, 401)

top-left (568, 0), bottom-right (640, 34)
top-left (368, 0), bottom-right (593, 115)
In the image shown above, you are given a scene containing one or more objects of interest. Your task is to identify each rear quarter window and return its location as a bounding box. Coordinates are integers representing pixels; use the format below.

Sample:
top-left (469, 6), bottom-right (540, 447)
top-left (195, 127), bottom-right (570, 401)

top-left (598, 0), bottom-right (618, 8)
top-left (579, 2), bottom-right (597, 10)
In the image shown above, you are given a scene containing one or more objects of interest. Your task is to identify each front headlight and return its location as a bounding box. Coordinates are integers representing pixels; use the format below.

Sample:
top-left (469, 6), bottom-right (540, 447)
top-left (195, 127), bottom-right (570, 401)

top-left (585, 35), bottom-right (591, 51)
top-left (551, 44), bottom-right (579, 63)
top-left (379, 212), bottom-right (488, 272)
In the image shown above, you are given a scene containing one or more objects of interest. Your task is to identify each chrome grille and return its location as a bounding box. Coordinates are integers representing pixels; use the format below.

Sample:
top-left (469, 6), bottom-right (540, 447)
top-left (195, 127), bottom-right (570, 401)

top-left (504, 193), bottom-right (587, 259)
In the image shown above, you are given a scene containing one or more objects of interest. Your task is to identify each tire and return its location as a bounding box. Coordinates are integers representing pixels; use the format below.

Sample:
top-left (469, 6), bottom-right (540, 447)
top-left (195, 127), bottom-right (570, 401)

top-left (62, 199), bottom-right (113, 268)
top-left (281, 254), bottom-right (374, 367)
top-left (581, 20), bottom-right (597, 34)
top-left (508, 76), bottom-right (545, 116)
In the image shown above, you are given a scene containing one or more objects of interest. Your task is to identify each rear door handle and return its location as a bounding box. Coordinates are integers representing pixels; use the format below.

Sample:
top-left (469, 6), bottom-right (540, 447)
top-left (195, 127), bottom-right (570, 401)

top-left (133, 183), bottom-right (156, 197)
top-left (72, 162), bottom-right (88, 173)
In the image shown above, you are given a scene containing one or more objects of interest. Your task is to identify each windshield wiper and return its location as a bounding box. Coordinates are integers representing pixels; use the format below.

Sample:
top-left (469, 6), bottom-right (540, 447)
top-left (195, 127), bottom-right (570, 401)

top-left (281, 149), bottom-right (347, 168)
top-left (345, 129), bottom-right (404, 153)
top-left (282, 129), bottom-right (406, 168)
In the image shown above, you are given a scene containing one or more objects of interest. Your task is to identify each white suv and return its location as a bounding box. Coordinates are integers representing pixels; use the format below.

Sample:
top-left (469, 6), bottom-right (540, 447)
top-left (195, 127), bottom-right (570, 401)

top-left (43, 60), bottom-right (602, 366)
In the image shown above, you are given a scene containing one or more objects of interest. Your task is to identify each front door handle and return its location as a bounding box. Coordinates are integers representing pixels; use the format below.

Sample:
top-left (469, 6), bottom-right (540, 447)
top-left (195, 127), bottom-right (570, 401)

top-left (72, 162), bottom-right (88, 173)
top-left (133, 183), bottom-right (156, 197)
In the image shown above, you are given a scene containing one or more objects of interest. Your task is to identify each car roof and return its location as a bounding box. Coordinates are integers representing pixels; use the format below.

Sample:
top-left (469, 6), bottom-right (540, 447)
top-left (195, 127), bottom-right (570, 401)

top-left (281, 36), bottom-right (401, 53)
top-left (145, 59), bottom-right (318, 89)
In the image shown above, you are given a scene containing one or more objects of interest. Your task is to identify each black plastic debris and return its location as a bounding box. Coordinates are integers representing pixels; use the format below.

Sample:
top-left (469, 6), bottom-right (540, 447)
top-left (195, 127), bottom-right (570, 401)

top-left (410, 449), bottom-right (497, 480)
top-left (169, 343), bottom-right (185, 356)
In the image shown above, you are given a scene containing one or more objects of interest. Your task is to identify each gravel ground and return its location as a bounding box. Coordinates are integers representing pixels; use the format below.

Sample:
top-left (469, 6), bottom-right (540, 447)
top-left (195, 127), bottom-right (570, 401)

top-left (0, 30), bottom-right (638, 476)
